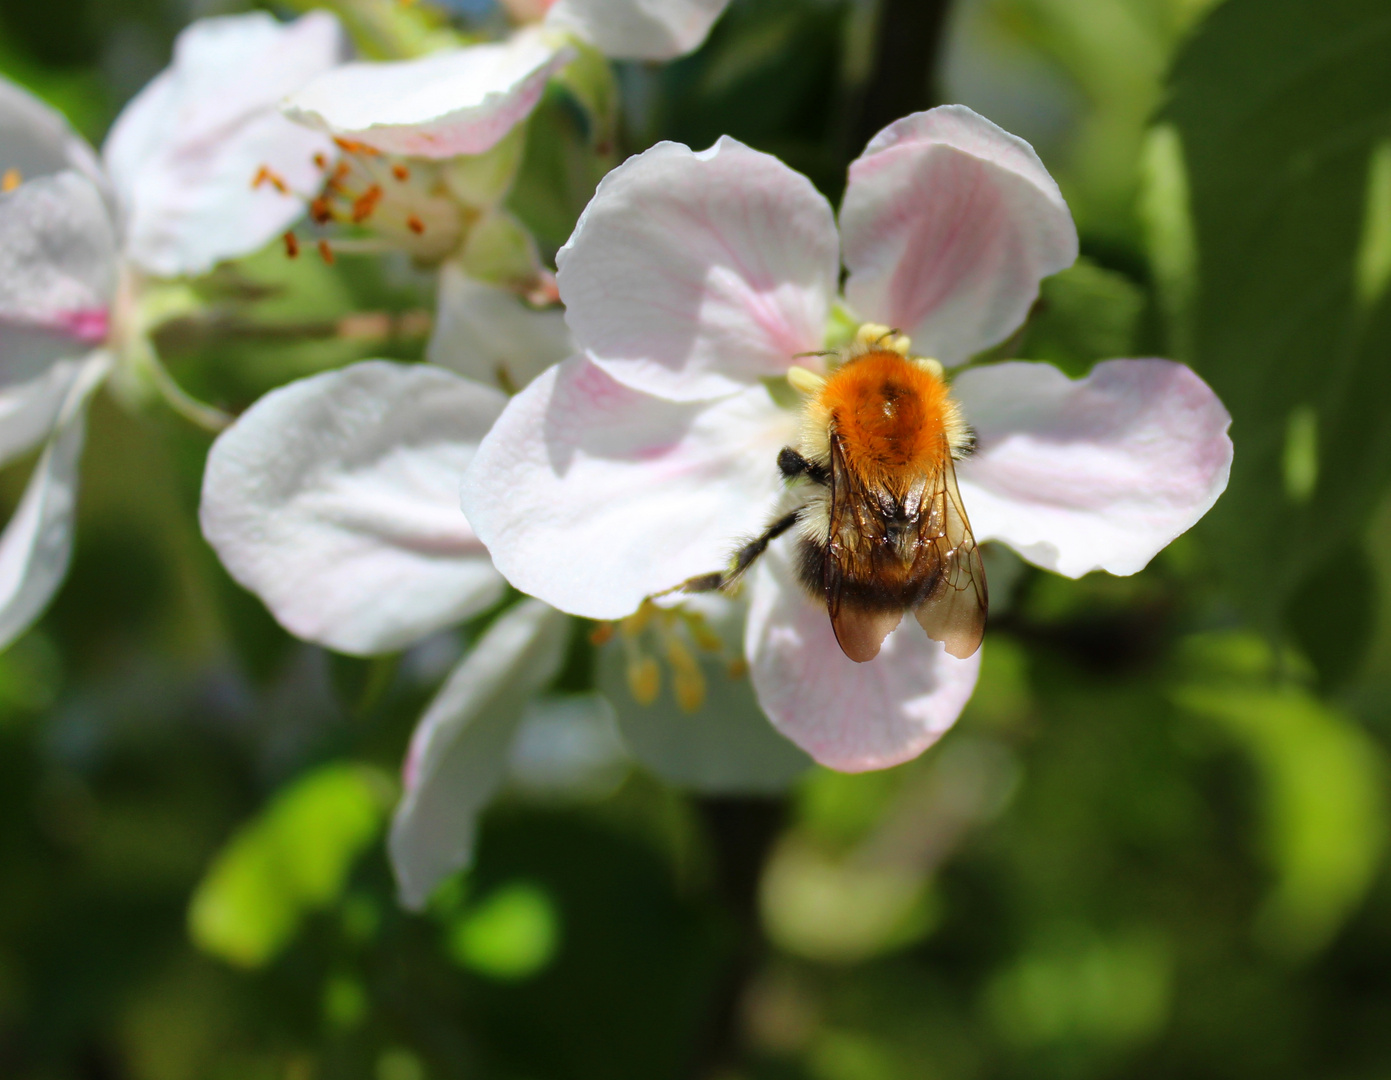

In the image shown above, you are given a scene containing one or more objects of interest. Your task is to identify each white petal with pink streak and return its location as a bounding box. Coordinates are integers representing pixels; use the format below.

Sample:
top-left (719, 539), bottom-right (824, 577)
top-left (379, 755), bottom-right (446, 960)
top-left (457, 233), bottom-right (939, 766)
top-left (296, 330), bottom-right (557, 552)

top-left (841, 105), bottom-right (1077, 366)
top-left (556, 137), bottom-right (837, 401)
top-left (461, 355), bottom-right (796, 619)
top-left (283, 29), bottom-right (572, 160)
top-left (200, 361), bottom-right (507, 656)
top-left (953, 359), bottom-right (1233, 578)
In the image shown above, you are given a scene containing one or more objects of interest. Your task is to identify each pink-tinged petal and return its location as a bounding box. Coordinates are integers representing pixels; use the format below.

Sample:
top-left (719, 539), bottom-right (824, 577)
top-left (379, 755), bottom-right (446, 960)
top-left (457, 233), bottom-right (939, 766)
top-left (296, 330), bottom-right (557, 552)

top-left (283, 30), bottom-right (573, 160)
top-left (0, 352), bottom-right (109, 650)
top-left (841, 105), bottom-right (1078, 365)
top-left (427, 264), bottom-right (571, 391)
top-left (0, 75), bottom-right (104, 189)
top-left (461, 355), bottom-right (796, 619)
top-left (953, 359), bottom-right (1233, 578)
top-left (200, 361), bottom-right (508, 656)
top-left (746, 543), bottom-right (981, 772)
top-left (103, 11), bottom-right (343, 277)
top-left (0, 171), bottom-right (117, 380)
top-left (556, 137), bottom-right (837, 401)
top-left (546, 0), bottom-right (730, 60)
top-left (389, 599), bottom-right (570, 910)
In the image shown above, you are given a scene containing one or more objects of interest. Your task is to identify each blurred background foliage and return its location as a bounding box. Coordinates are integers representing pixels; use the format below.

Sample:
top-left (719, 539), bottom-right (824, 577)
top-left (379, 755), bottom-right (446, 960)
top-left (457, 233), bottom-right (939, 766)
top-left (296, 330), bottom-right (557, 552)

top-left (5, 0), bottom-right (1391, 1077)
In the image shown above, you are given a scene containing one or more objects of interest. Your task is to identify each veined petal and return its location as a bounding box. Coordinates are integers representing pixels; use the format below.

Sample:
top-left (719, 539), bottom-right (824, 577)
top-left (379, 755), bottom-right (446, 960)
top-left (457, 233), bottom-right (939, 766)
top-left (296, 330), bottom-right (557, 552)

top-left (841, 105), bottom-right (1078, 366)
top-left (0, 172), bottom-right (117, 382)
top-left (461, 355), bottom-right (795, 619)
top-left (746, 543), bottom-right (982, 772)
top-left (953, 359), bottom-right (1233, 578)
top-left (104, 11), bottom-right (343, 278)
top-left (200, 361), bottom-right (508, 656)
top-left (0, 75), bottom-right (103, 189)
top-left (546, 0), bottom-right (730, 60)
top-left (556, 137), bottom-right (837, 401)
top-left (428, 263), bottom-right (570, 391)
top-left (0, 352), bottom-right (109, 651)
top-left (389, 599), bottom-right (570, 910)
top-left (282, 30), bottom-right (574, 160)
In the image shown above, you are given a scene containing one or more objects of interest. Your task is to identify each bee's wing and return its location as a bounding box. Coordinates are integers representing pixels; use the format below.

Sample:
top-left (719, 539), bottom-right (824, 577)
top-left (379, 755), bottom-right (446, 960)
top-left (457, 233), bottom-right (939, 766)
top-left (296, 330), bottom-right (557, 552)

top-left (912, 453), bottom-right (987, 659)
top-left (824, 433), bottom-right (906, 663)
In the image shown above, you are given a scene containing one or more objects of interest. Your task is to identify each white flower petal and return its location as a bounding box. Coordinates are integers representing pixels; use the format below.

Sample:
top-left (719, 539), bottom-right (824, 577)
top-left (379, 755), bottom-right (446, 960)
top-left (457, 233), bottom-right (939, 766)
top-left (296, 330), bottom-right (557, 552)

top-left (546, 0), bottom-right (729, 60)
top-left (841, 105), bottom-right (1078, 366)
top-left (0, 352), bottom-right (109, 650)
top-left (389, 599), bottom-right (570, 910)
top-left (746, 542), bottom-right (981, 772)
top-left (0, 360), bottom-right (87, 469)
top-left (0, 75), bottom-right (103, 188)
top-left (599, 592), bottom-right (811, 792)
top-left (0, 171), bottom-right (117, 381)
top-left (428, 264), bottom-right (571, 391)
top-left (103, 11), bottom-right (343, 278)
top-left (953, 359), bottom-right (1233, 578)
top-left (461, 355), bottom-right (795, 619)
top-left (200, 361), bottom-right (508, 656)
top-left (282, 30), bottom-right (573, 160)
top-left (556, 137), bottom-right (837, 401)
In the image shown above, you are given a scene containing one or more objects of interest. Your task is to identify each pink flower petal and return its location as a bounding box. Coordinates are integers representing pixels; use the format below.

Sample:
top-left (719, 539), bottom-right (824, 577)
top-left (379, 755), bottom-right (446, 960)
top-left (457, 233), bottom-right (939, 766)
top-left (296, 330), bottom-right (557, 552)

top-left (461, 355), bottom-right (796, 619)
top-left (556, 137), bottom-right (837, 401)
top-left (546, 0), bottom-right (730, 60)
top-left (746, 543), bottom-right (981, 772)
top-left (953, 359), bottom-right (1233, 578)
top-left (283, 30), bottom-right (573, 160)
top-left (841, 105), bottom-right (1078, 365)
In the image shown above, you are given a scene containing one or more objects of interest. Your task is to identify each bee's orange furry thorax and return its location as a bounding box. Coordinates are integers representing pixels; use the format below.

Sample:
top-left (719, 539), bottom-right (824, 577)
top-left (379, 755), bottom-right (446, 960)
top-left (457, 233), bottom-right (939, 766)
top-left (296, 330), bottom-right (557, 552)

top-left (817, 349), bottom-right (951, 489)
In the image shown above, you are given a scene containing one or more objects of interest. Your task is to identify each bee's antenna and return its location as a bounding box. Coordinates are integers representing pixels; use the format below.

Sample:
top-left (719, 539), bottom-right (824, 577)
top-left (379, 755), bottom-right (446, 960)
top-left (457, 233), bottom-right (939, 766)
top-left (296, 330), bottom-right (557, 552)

top-left (792, 349), bottom-right (837, 359)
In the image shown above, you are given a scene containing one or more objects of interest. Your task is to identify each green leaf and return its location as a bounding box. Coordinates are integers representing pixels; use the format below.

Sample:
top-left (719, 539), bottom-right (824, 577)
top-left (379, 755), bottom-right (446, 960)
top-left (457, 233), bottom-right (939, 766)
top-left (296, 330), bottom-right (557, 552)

top-left (188, 763), bottom-right (391, 968)
top-left (446, 881), bottom-right (561, 981)
top-left (1172, 633), bottom-right (1389, 958)
top-left (1163, 0), bottom-right (1391, 645)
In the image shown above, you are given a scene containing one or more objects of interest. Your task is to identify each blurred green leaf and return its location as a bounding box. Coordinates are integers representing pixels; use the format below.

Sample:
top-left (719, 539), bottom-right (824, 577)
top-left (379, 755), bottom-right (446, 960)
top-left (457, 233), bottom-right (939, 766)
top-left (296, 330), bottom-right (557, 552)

top-left (446, 880), bottom-right (560, 981)
top-left (188, 763), bottom-right (391, 968)
top-left (1172, 633), bottom-right (1389, 958)
top-left (1165, 0), bottom-right (1391, 650)
top-left (1013, 258), bottom-right (1144, 375)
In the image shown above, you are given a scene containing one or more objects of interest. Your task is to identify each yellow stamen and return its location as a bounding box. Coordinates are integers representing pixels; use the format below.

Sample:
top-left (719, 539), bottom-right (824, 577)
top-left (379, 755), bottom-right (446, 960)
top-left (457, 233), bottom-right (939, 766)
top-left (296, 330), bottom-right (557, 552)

top-left (664, 634), bottom-right (706, 714)
top-left (913, 356), bottom-right (944, 377)
top-left (787, 365), bottom-right (827, 395)
top-left (626, 653), bottom-right (661, 705)
top-left (2, 168), bottom-right (21, 193)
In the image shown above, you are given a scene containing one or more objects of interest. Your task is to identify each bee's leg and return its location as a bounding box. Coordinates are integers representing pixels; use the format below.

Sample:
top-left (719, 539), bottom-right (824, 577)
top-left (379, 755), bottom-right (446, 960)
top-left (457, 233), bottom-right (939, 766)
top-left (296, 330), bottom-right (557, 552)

top-left (679, 510), bottom-right (802, 594)
top-left (778, 447), bottom-right (829, 486)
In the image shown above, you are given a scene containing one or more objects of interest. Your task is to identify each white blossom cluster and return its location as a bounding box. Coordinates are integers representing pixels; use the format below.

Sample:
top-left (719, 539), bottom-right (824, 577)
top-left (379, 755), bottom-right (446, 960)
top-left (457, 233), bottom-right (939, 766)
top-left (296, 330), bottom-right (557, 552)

top-left (0, 0), bottom-right (1231, 909)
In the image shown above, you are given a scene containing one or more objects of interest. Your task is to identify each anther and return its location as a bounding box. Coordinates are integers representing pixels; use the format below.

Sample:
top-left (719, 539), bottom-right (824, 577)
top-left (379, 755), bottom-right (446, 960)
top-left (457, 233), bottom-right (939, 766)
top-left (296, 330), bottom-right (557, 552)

top-left (351, 184), bottom-right (383, 223)
top-left (787, 365), bottom-right (827, 395)
top-left (252, 165), bottom-right (289, 194)
top-left (392, 164), bottom-right (411, 182)
top-left (912, 356), bottom-right (944, 377)
top-left (318, 240), bottom-right (335, 265)
top-left (310, 197), bottom-right (334, 225)
top-left (1, 168), bottom-right (21, 193)
top-left (333, 137), bottom-right (379, 157)
top-left (283, 231), bottom-right (300, 258)
top-left (313, 152), bottom-right (328, 170)
top-left (406, 214), bottom-right (425, 235)
top-left (589, 622), bottom-right (615, 647)
top-left (663, 634), bottom-right (706, 713)
top-left (626, 653), bottom-right (661, 705)
top-left (856, 322), bottom-right (893, 346)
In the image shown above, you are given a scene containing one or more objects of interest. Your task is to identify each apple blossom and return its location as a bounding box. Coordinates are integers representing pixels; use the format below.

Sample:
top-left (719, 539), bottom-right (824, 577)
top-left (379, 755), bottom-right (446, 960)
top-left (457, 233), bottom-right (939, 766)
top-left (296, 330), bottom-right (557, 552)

top-left (460, 105), bottom-right (1235, 772)
top-left (0, 12), bottom-right (341, 650)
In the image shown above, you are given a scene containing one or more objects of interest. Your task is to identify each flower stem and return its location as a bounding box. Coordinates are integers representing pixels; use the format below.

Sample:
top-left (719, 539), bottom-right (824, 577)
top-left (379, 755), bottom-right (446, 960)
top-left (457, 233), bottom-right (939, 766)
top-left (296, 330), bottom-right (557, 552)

top-left (145, 354), bottom-right (232, 433)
